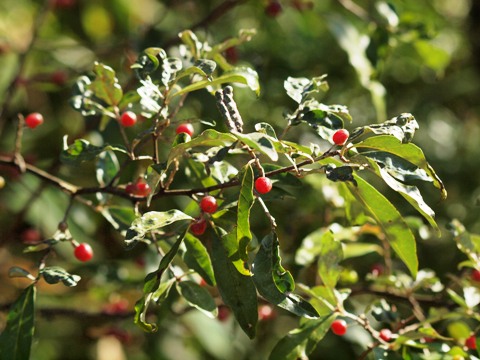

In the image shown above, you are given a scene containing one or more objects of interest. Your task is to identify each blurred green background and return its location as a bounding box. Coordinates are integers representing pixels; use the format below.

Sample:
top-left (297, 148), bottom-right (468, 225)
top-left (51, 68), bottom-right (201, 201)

top-left (0, 0), bottom-right (479, 359)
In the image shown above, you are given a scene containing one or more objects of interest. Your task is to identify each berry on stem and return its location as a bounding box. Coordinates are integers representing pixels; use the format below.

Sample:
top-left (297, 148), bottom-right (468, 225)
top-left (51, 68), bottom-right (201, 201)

top-left (255, 176), bottom-right (272, 194)
top-left (25, 112), bottom-right (44, 129)
top-left (135, 180), bottom-right (151, 197)
top-left (176, 123), bottom-right (194, 137)
top-left (471, 269), bottom-right (480, 282)
top-left (379, 328), bottom-right (393, 342)
top-left (332, 129), bottom-right (349, 145)
top-left (330, 319), bottom-right (347, 336)
top-left (258, 304), bottom-right (276, 321)
top-left (466, 334), bottom-right (477, 350)
top-left (200, 195), bottom-right (218, 214)
top-left (120, 111), bottom-right (137, 127)
top-left (265, 0), bottom-right (283, 17)
top-left (190, 218), bottom-right (207, 236)
top-left (74, 243), bottom-right (93, 262)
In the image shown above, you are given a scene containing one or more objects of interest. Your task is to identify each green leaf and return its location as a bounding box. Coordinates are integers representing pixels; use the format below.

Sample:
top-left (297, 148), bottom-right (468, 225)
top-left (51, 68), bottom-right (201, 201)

top-left (351, 113), bottom-right (419, 144)
top-left (161, 57), bottom-right (183, 86)
top-left (269, 315), bottom-right (335, 360)
top-left (101, 206), bottom-right (137, 231)
top-left (60, 138), bottom-right (126, 165)
top-left (89, 62), bottom-right (123, 106)
top-left (317, 231), bottom-right (343, 289)
top-left (352, 135), bottom-right (447, 199)
top-left (176, 281), bottom-right (217, 318)
top-left (237, 164), bottom-right (255, 261)
top-left (284, 75), bottom-right (329, 104)
top-left (253, 233), bottom-right (319, 318)
top-left (0, 285), bottom-right (36, 360)
top-left (210, 227), bottom-right (258, 339)
top-left (70, 76), bottom-right (110, 117)
top-left (183, 233), bottom-right (216, 286)
top-left (171, 67), bottom-right (260, 97)
top-left (126, 210), bottom-right (193, 245)
top-left (233, 132), bottom-right (279, 161)
top-left (346, 173), bottom-right (418, 277)
top-left (40, 266), bottom-right (81, 287)
top-left (131, 47), bottom-right (166, 80)
top-left (96, 150), bottom-right (119, 187)
top-left (295, 228), bottom-right (331, 266)
top-left (8, 267), bottom-right (34, 280)
top-left (447, 220), bottom-right (480, 267)
top-left (134, 228), bottom-right (188, 332)
top-left (178, 30), bottom-right (202, 59)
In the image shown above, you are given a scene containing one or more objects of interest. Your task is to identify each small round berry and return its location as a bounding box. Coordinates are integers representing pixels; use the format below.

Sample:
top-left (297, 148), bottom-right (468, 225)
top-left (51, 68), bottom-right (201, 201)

top-left (255, 176), bottom-right (273, 195)
top-left (379, 328), bottom-right (393, 342)
top-left (20, 228), bottom-right (42, 244)
top-left (103, 299), bottom-right (129, 315)
top-left (199, 278), bottom-right (207, 287)
top-left (135, 181), bottom-right (151, 197)
top-left (217, 305), bottom-right (230, 321)
top-left (332, 129), bottom-right (349, 145)
top-left (190, 218), bottom-right (207, 236)
top-left (120, 111), bottom-right (137, 127)
top-left (200, 195), bottom-right (218, 214)
top-left (258, 304), bottom-right (277, 321)
top-left (176, 123), bottom-right (194, 137)
top-left (331, 319), bottom-right (348, 336)
top-left (370, 263), bottom-right (384, 277)
top-left (466, 334), bottom-right (477, 350)
top-left (472, 269), bottom-right (480, 282)
top-left (51, 71), bottom-right (68, 86)
top-left (225, 46), bottom-right (239, 64)
top-left (125, 182), bottom-right (137, 194)
top-left (51, 0), bottom-right (76, 9)
top-left (25, 112), bottom-right (44, 129)
top-left (74, 243), bottom-right (93, 262)
top-left (265, 0), bottom-right (282, 17)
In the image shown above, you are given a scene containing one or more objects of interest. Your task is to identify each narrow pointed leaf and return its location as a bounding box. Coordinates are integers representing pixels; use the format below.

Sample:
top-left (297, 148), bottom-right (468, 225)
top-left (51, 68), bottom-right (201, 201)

top-left (253, 233), bottom-right (319, 318)
top-left (317, 231), bottom-right (343, 289)
top-left (183, 233), bottom-right (216, 286)
top-left (210, 227), bottom-right (258, 339)
top-left (237, 164), bottom-right (255, 261)
top-left (176, 281), bottom-right (218, 318)
top-left (346, 174), bottom-right (418, 277)
top-left (40, 266), bottom-right (81, 287)
top-left (233, 132), bottom-right (279, 161)
top-left (0, 285), bottom-right (36, 360)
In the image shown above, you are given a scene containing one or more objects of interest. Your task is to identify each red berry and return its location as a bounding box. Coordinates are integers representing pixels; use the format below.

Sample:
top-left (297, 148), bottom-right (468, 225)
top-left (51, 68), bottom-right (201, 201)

top-left (190, 218), bottom-right (207, 236)
top-left (120, 111), bottom-right (137, 127)
top-left (255, 177), bottom-right (272, 195)
top-left (217, 305), bottom-right (230, 321)
top-left (51, 0), bottom-right (76, 9)
top-left (199, 278), bottom-right (207, 287)
top-left (200, 195), bottom-right (218, 214)
top-left (265, 0), bottom-right (282, 17)
top-left (472, 269), bottom-right (480, 282)
top-left (176, 123), bottom-right (194, 137)
top-left (370, 263), bottom-right (384, 277)
top-left (332, 129), bottom-right (349, 145)
top-left (258, 304), bottom-right (276, 321)
top-left (74, 243), bottom-right (93, 262)
top-left (25, 112), bottom-right (44, 129)
top-left (331, 319), bottom-right (347, 336)
top-left (467, 335), bottom-right (477, 350)
top-left (51, 71), bottom-right (68, 86)
top-left (103, 299), bottom-right (129, 315)
top-left (135, 181), bottom-right (151, 197)
top-left (379, 328), bottom-right (393, 342)
top-left (20, 228), bottom-right (42, 244)
top-left (225, 47), bottom-right (238, 64)
top-left (125, 182), bottom-right (137, 194)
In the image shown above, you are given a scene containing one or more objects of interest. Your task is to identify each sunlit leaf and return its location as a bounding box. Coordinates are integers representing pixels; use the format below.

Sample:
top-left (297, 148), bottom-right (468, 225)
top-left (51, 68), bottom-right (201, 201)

top-left (317, 231), bottom-right (343, 289)
top-left (40, 266), bottom-right (81, 287)
top-left (233, 131), bottom-right (279, 161)
top-left (237, 164), bottom-right (255, 261)
top-left (89, 62), bottom-right (123, 106)
top-left (60, 138), bottom-right (126, 165)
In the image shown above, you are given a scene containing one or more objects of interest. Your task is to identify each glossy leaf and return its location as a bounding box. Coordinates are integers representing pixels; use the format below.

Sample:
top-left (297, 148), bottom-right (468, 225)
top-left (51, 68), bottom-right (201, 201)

top-left (233, 131), bottom-right (279, 161)
top-left (253, 233), bottom-right (319, 318)
top-left (60, 138), bottom-right (126, 165)
top-left (96, 150), bottom-right (119, 187)
top-left (0, 285), bottom-right (36, 360)
top-left (317, 231), bottom-right (343, 289)
top-left (284, 75), bottom-right (329, 104)
top-left (183, 233), bottom-right (216, 286)
top-left (176, 281), bottom-right (217, 318)
top-left (89, 62), bottom-right (123, 106)
top-left (40, 267), bottom-right (81, 287)
top-left (350, 113), bottom-right (419, 143)
top-left (172, 67), bottom-right (260, 97)
top-left (447, 220), bottom-right (480, 267)
top-left (210, 227), bottom-right (258, 339)
top-left (131, 47), bottom-right (166, 80)
top-left (126, 210), bottom-right (193, 245)
top-left (237, 164), bottom-right (255, 261)
top-left (269, 315), bottom-right (335, 360)
top-left (352, 135), bottom-right (447, 199)
top-left (347, 173), bottom-right (418, 277)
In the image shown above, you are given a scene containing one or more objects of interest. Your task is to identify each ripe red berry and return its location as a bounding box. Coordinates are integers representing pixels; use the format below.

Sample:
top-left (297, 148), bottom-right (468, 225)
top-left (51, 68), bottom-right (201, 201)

top-left (332, 129), bottom-right (349, 145)
top-left (379, 328), bottom-right (393, 342)
top-left (258, 304), bottom-right (277, 321)
top-left (466, 335), bottom-right (477, 350)
top-left (51, 71), bottom-right (68, 86)
top-left (472, 269), bottom-right (480, 282)
top-left (176, 123), bottom-right (194, 137)
top-left (331, 319), bottom-right (347, 336)
top-left (120, 111), bottom-right (137, 127)
top-left (74, 243), bottom-right (93, 262)
top-left (370, 263), bottom-right (384, 277)
top-left (200, 195), bottom-right (218, 214)
top-left (190, 218), bottom-right (207, 236)
top-left (265, 0), bottom-right (283, 17)
top-left (125, 182), bottom-right (137, 194)
top-left (135, 181), bottom-right (151, 197)
top-left (255, 176), bottom-right (273, 195)
top-left (51, 0), bottom-right (76, 9)
top-left (20, 228), bottom-right (42, 244)
top-left (25, 112), bottom-right (44, 129)
top-left (225, 47), bottom-right (238, 64)
top-left (217, 305), bottom-right (230, 321)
